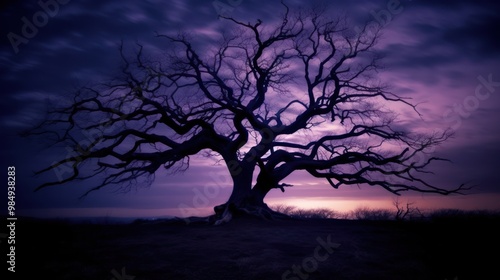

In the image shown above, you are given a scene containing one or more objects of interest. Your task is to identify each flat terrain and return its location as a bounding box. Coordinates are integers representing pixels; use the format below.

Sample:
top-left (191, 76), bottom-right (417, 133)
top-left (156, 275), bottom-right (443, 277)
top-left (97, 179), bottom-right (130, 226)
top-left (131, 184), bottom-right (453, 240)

top-left (6, 214), bottom-right (500, 279)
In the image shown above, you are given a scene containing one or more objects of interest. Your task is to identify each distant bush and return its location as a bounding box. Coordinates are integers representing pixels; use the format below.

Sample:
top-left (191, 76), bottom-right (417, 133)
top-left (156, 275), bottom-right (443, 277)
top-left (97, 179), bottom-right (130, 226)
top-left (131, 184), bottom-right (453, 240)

top-left (291, 208), bottom-right (339, 219)
top-left (428, 208), bottom-right (500, 222)
top-left (351, 207), bottom-right (394, 221)
top-left (272, 204), bottom-right (397, 220)
top-left (270, 204), bottom-right (340, 219)
top-left (271, 203), bottom-right (500, 222)
top-left (271, 204), bottom-right (297, 216)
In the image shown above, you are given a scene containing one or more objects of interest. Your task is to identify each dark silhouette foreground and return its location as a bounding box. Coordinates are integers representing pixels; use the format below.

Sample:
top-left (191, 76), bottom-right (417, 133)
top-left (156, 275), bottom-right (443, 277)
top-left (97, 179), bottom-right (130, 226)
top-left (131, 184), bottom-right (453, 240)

top-left (13, 211), bottom-right (500, 279)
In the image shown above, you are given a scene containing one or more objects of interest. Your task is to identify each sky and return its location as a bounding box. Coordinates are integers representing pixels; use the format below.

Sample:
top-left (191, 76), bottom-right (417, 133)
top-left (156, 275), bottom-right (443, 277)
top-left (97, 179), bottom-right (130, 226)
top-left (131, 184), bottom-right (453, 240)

top-left (1, 0), bottom-right (500, 219)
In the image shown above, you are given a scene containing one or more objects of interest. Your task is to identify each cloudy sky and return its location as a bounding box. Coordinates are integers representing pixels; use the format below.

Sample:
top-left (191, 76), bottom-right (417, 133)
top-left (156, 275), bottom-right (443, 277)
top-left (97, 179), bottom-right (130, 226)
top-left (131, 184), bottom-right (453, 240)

top-left (1, 0), bottom-right (500, 219)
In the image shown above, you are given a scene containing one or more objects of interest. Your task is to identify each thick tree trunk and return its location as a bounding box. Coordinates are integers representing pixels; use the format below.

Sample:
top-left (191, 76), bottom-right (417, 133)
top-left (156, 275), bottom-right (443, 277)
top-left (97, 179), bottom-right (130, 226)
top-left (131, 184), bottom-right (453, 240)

top-left (196, 158), bottom-right (291, 225)
top-left (210, 179), bottom-right (289, 225)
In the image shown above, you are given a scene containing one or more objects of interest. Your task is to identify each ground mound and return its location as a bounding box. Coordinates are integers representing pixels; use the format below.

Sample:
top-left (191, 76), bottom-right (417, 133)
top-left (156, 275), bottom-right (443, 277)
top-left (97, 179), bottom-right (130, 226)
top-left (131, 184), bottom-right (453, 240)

top-left (8, 214), bottom-right (500, 279)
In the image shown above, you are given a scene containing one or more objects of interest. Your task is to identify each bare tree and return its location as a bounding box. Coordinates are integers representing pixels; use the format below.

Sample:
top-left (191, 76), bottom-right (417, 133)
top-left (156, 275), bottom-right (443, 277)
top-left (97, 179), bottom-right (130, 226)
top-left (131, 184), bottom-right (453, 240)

top-left (27, 4), bottom-right (468, 224)
top-left (393, 198), bottom-right (423, 221)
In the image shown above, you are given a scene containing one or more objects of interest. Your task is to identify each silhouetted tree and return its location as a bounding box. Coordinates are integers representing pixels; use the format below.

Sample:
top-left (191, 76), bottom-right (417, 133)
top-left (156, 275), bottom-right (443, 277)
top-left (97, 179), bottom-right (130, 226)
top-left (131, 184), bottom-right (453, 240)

top-left (28, 3), bottom-right (467, 224)
top-left (393, 197), bottom-right (423, 221)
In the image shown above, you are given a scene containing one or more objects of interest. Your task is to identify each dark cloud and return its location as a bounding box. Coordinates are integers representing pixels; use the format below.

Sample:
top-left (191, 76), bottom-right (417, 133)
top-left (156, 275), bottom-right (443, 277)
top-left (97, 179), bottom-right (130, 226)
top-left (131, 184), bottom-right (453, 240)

top-left (377, 0), bottom-right (500, 74)
top-left (411, 0), bottom-right (500, 9)
top-left (441, 13), bottom-right (500, 57)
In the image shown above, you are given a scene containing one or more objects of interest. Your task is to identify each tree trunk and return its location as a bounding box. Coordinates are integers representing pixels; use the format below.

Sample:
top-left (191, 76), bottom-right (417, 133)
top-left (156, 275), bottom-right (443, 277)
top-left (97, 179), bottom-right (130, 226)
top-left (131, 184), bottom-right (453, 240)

top-left (205, 158), bottom-right (288, 225)
top-left (209, 171), bottom-right (288, 225)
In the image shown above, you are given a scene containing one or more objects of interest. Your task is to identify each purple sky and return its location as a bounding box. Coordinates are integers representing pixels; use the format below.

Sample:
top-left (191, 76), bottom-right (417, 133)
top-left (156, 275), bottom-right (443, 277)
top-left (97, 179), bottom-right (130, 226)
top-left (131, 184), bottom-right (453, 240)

top-left (1, 0), bottom-right (500, 218)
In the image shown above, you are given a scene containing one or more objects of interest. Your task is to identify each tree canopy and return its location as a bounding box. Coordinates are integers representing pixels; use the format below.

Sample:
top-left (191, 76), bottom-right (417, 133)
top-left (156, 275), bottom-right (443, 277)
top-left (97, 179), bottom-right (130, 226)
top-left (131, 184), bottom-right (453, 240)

top-left (28, 4), bottom-right (468, 223)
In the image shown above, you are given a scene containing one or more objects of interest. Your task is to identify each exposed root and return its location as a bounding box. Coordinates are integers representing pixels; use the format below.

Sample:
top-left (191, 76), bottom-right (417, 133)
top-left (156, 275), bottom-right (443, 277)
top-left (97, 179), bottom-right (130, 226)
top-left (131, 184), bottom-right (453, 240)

top-left (213, 206), bottom-right (233, 226)
top-left (209, 202), bottom-right (295, 225)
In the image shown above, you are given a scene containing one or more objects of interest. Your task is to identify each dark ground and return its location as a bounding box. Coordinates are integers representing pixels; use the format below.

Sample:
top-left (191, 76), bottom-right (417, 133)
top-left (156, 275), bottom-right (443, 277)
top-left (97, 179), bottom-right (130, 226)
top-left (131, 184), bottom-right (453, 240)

top-left (4, 213), bottom-right (500, 280)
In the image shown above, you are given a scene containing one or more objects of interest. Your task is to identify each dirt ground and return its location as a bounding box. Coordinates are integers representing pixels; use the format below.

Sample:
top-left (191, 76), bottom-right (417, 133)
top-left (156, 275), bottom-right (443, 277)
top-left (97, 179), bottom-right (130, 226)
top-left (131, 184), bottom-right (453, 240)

top-left (7, 214), bottom-right (500, 280)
